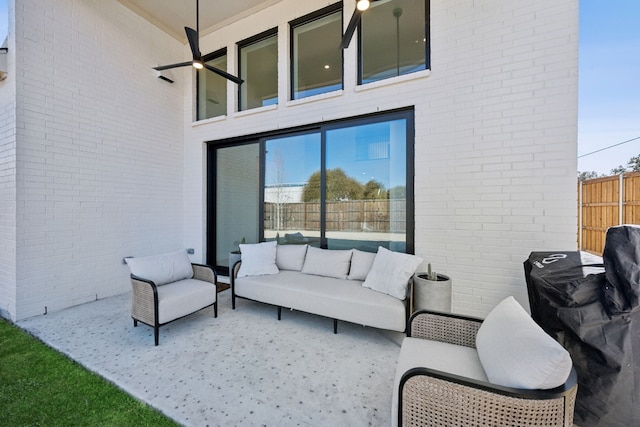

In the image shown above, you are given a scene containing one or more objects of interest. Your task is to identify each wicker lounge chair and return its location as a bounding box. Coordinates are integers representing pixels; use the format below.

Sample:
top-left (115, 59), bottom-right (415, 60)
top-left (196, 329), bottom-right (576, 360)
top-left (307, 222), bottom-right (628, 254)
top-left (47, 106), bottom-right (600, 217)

top-left (393, 306), bottom-right (578, 427)
top-left (126, 251), bottom-right (218, 346)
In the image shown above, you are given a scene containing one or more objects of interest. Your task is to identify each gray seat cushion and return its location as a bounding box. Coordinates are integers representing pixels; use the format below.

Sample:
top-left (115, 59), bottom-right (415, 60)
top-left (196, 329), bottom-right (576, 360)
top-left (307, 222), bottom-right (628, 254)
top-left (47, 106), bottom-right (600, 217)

top-left (157, 279), bottom-right (217, 324)
top-left (391, 337), bottom-right (488, 427)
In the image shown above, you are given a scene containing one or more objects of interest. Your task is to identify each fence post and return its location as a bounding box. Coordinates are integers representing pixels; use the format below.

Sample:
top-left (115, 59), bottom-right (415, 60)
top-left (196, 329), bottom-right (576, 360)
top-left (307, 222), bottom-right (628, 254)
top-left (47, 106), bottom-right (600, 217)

top-left (619, 173), bottom-right (624, 225)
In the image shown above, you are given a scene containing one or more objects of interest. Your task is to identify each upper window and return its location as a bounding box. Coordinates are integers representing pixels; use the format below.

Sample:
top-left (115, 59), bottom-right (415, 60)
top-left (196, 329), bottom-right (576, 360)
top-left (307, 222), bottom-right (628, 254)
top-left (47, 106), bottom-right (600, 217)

top-left (360, 0), bottom-right (429, 84)
top-left (197, 49), bottom-right (228, 120)
top-left (238, 29), bottom-right (278, 111)
top-left (290, 4), bottom-right (343, 100)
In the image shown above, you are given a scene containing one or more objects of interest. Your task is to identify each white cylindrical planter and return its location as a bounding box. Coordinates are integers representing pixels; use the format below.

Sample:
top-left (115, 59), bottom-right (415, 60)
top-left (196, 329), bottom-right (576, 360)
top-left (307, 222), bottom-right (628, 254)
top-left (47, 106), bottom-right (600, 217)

top-left (413, 273), bottom-right (452, 313)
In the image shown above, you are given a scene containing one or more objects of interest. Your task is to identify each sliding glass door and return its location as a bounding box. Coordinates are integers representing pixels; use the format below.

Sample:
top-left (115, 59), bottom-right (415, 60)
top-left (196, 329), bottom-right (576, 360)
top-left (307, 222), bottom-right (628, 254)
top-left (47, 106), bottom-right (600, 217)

top-left (208, 109), bottom-right (414, 272)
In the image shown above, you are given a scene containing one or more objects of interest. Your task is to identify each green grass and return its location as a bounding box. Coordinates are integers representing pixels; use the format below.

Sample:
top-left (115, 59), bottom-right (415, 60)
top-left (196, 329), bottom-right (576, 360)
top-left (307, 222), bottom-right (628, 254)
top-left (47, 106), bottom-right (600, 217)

top-left (0, 319), bottom-right (179, 427)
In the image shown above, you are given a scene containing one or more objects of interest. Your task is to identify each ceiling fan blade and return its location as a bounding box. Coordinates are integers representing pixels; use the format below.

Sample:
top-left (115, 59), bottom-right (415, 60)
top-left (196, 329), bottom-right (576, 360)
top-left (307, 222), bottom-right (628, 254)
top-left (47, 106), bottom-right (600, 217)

top-left (204, 63), bottom-right (244, 85)
top-left (153, 61), bottom-right (193, 71)
top-left (185, 26), bottom-right (201, 59)
top-left (340, 9), bottom-right (362, 49)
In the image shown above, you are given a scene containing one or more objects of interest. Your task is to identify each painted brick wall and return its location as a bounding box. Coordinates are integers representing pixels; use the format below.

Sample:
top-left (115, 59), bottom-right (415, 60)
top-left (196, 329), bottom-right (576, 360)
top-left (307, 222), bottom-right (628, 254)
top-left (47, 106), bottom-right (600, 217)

top-left (183, 0), bottom-right (579, 317)
top-left (0, 0), bottom-right (17, 320)
top-left (10, 0), bottom-right (185, 320)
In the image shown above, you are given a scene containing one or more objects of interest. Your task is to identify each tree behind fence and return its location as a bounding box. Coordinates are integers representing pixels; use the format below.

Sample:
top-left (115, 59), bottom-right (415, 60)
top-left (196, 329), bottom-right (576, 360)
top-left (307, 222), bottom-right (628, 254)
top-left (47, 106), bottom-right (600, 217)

top-left (579, 171), bottom-right (640, 254)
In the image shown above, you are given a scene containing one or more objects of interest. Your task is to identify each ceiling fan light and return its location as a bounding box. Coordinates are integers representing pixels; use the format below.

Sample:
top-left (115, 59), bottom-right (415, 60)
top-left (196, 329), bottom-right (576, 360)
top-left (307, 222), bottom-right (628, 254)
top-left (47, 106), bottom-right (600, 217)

top-left (356, 0), bottom-right (370, 11)
top-left (192, 60), bottom-right (204, 69)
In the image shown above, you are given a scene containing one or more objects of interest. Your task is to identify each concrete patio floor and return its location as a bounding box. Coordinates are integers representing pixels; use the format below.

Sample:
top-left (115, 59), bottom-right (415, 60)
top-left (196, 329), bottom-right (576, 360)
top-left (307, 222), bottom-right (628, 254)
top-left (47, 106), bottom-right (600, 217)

top-left (17, 288), bottom-right (405, 426)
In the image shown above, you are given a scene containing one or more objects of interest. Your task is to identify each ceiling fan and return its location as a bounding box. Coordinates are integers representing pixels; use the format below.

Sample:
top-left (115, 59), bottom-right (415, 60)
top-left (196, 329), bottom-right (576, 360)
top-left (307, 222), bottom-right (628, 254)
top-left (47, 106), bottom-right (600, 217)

top-left (340, 0), bottom-right (382, 49)
top-left (153, 0), bottom-right (244, 85)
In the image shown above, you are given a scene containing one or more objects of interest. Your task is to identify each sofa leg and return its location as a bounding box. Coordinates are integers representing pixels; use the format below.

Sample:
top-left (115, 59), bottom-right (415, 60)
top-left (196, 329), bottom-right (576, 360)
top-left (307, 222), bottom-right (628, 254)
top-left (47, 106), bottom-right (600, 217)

top-left (154, 326), bottom-right (159, 346)
top-left (133, 319), bottom-right (138, 327)
top-left (277, 306), bottom-right (282, 321)
top-left (334, 319), bottom-right (338, 334)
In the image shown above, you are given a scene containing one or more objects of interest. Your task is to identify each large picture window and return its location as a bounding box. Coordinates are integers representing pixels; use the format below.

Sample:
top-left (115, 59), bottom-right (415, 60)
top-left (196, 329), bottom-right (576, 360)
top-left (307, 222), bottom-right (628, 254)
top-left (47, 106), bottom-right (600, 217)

top-left (290, 4), bottom-right (343, 100)
top-left (360, 0), bottom-right (429, 84)
top-left (238, 29), bottom-right (278, 111)
top-left (197, 49), bottom-right (228, 120)
top-left (208, 110), bottom-right (414, 272)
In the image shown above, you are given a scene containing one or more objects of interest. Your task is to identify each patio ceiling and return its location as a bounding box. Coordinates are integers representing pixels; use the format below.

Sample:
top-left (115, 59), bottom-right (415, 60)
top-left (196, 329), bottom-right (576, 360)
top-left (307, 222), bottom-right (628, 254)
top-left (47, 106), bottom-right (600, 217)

top-left (117, 0), bottom-right (283, 41)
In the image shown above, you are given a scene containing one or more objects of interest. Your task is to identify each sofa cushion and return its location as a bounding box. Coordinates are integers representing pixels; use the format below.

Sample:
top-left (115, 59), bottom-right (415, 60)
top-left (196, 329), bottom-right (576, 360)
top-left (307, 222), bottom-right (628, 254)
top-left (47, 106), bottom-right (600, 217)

top-left (301, 247), bottom-right (352, 279)
top-left (475, 296), bottom-right (573, 390)
top-left (237, 241), bottom-right (279, 277)
top-left (125, 250), bottom-right (193, 286)
top-left (276, 244), bottom-right (308, 271)
top-left (362, 247), bottom-right (423, 300)
top-left (348, 249), bottom-right (376, 280)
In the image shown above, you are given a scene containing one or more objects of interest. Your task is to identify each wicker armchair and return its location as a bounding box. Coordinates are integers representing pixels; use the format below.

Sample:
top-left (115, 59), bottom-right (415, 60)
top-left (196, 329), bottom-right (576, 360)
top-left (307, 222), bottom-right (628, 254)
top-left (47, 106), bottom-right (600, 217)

top-left (130, 262), bottom-right (217, 346)
top-left (393, 310), bottom-right (578, 427)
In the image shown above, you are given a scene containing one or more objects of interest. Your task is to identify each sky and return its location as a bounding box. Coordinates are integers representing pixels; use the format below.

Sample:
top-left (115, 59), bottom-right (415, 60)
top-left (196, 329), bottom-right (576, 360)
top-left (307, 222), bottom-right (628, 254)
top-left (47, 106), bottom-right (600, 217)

top-left (578, 0), bottom-right (640, 175)
top-left (0, 0), bottom-right (7, 45)
top-left (0, 1), bottom-right (637, 175)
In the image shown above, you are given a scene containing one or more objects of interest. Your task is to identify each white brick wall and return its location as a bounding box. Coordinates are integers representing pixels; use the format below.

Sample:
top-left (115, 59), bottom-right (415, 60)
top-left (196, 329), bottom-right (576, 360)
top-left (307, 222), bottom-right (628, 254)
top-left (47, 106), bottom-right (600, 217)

top-left (2, 0), bottom-right (578, 320)
top-left (7, 0), bottom-right (184, 320)
top-left (0, 0), bottom-right (17, 320)
top-left (184, 0), bottom-right (579, 317)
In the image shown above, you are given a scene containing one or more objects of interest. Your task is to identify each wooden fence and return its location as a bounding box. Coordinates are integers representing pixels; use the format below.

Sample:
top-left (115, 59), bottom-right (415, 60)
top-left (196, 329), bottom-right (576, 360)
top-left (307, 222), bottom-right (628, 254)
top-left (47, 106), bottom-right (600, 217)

top-left (264, 199), bottom-right (406, 233)
top-left (578, 171), bottom-right (640, 254)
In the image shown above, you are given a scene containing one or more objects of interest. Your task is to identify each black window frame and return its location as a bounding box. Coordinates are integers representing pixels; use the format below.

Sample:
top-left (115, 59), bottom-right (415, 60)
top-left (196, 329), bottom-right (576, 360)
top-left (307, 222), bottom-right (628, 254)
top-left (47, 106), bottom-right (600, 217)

top-left (196, 47), bottom-right (228, 121)
top-left (357, 0), bottom-right (431, 85)
top-left (237, 27), bottom-right (279, 112)
top-left (289, 2), bottom-right (344, 101)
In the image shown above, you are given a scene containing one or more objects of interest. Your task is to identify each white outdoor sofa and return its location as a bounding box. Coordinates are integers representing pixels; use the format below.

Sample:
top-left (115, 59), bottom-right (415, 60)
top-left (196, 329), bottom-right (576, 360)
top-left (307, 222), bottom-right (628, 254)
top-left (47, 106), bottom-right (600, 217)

top-left (231, 241), bottom-right (423, 334)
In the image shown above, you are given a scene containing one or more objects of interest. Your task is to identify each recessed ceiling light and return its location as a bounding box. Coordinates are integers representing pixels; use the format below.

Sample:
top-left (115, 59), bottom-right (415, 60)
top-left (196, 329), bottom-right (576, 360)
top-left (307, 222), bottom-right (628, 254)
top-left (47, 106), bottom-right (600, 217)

top-left (324, 65), bottom-right (331, 69)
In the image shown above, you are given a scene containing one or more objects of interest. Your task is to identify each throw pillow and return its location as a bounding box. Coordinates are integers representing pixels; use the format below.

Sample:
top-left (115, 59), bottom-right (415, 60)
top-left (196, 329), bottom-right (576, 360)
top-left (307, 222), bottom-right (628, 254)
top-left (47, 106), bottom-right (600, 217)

top-left (362, 247), bottom-right (423, 300)
top-left (125, 250), bottom-right (193, 286)
top-left (237, 241), bottom-right (279, 277)
top-left (348, 249), bottom-right (376, 280)
top-left (276, 244), bottom-right (308, 271)
top-left (301, 247), bottom-right (353, 279)
top-left (475, 296), bottom-right (573, 390)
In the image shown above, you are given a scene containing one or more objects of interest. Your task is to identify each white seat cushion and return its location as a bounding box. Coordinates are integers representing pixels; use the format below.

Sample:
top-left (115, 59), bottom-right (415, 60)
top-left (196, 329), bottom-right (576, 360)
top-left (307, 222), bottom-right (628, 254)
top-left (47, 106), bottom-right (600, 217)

top-left (391, 337), bottom-right (487, 427)
top-left (234, 271), bottom-right (406, 332)
top-left (156, 279), bottom-right (217, 324)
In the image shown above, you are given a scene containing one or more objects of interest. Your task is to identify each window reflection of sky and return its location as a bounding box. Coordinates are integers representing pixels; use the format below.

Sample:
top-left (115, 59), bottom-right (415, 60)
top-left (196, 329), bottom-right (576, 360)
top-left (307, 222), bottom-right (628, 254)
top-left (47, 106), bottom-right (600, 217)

top-left (265, 120), bottom-right (406, 190)
top-left (0, 0), bottom-right (7, 44)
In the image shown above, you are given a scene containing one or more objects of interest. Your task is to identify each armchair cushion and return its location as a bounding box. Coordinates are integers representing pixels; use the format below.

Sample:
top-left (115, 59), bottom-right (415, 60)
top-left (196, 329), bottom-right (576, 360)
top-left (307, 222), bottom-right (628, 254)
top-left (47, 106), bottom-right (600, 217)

top-left (125, 250), bottom-right (193, 286)
top-left (476, 296), bottom-right (573, 390)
